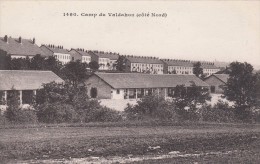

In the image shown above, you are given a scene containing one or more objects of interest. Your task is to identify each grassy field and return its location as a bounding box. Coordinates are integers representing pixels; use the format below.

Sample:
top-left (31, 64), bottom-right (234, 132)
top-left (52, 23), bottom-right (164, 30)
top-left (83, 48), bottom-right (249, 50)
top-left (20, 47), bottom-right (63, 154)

top-left (1, 122), bottom-right (260, 163)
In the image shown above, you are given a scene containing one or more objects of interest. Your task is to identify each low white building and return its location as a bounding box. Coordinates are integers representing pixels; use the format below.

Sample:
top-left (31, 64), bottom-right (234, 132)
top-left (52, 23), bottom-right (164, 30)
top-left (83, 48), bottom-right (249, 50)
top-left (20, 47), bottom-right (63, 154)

top-left (162, 59), bottom-right (194, 74)
top-left (124, 56), bottom-right (164, 74)
top-left (89, 51), bottom-right (119, 70)
top-left (0, 70), bottom-right (64, 108)
top-left (201, 63), bottom-right (221, 76)
top-left (69, 49), bottom-right (92, 63)
top-left (40, 45), bottom-right (71, 65)
top-left (85, 73), bottom-right (210, 99)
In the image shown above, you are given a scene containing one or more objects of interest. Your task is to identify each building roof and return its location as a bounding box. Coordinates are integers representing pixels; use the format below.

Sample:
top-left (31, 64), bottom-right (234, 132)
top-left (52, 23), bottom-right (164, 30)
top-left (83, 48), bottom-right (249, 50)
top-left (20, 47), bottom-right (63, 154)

top-left (71, 49), bottom-right (91, 57)
top-left (90, 51), bottom-right (119, 60)
top-left (162, 59), bottom-right (219, 69)
top-left (90, 73), bottom-right (209, 89)
top-left (212, 74), bottom-right (229, 83)
top-left (0, 70), bottom-right (64, 90)
top-left (41, 45), bottom-right (70, 54)
top-left (200, 63), bottom-right (220, 69)
top-left (162, 59), bottom-right (193, 67)
top-left (0, 36), bottom-right (48, 57)
top-left (125, 56), bottom-right (164, 64)
top-left (204, 74), bottom-right (229, 84)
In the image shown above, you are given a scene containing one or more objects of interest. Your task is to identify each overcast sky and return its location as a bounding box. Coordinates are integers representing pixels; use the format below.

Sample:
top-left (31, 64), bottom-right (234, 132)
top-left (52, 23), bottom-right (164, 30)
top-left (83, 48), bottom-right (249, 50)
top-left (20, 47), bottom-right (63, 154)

top-left (0, 1), bottom-right (259, 67)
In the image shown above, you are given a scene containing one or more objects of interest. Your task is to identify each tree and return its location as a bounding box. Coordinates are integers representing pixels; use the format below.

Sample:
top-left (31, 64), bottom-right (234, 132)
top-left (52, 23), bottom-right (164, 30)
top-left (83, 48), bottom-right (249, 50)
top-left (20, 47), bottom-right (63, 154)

top-left (30, 54), bottom-right (45, 70)
top-left (89, 61), bottom-right (99, 71)
top-left (61, 60), bottom-right (88, 86)
top-left (44, 56), bottom-right (62, 75)
top-left (0, 51), bottom-right (12, 70)
top-left (193, 62), bottom-right (203, 78)
top-left (223, 62), bottom-right (257, 120)
top-left (5, 89), bottom-right (20, 122)
top-left (256, 72), bottom-right (260, 107)
top-left (174, 84), bottom-right (211, 120)
top-left (115, 55), bottom-right (127, 72)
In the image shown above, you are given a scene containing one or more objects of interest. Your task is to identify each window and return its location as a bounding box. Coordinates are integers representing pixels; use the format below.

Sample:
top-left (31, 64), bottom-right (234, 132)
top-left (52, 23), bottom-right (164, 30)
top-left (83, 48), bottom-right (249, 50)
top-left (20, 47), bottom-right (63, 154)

top-left (22, 90), bottom-right (34, 104)
top-left (210, 86), bottom-right (216, 93)
top-left (0, 91), bottom-right (5, 105)
top-left (128, 89), bottom-right (136, 99)
top-left (90, 87), bottom-right (97, 98)
top-left (116, 89), bottom-right (120, 94)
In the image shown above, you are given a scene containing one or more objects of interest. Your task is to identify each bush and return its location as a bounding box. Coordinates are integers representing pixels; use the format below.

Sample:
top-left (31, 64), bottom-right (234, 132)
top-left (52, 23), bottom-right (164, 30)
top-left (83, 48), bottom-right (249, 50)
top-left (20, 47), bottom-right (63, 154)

top-left (124, 95), bottom-right (178, 121)
top-left (73, 99), bottom-right (122, 122)
top-left (200, 100), bottom-right (236, 122)
top-left (36, 102), bottom-right (78, 123)
top-left (4, 89), bottom-right (38, 124)
top-left (0, 113), bottom-right (8, 125)
top-left (85, 106), bottom-right (122, 122)
top-left (251, 110), bottom-right (260, 123)
top-left (4, 108), bottom-right (38, 124)
top-left (172, 84), bottom-right (211, 121)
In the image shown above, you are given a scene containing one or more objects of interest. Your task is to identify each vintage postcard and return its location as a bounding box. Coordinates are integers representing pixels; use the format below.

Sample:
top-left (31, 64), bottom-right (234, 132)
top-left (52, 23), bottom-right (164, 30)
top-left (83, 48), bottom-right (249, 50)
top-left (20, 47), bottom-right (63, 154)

top-left (0, 1), bottom-right (260, 163)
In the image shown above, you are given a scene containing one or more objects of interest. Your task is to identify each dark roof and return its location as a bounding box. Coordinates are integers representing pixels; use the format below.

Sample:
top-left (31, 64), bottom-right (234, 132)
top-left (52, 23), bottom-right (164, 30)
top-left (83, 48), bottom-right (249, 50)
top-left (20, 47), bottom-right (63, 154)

top-left (91, 73), bottom-right (209, 89)
top-left (204, 74), bottom-right (229, 84)
top-left (213, 74), bottom-right (229, 83)
top-left (0, 70), bottom-right (64, 90)
top-left (0, 37), bottom-right (48, 57)
top-left (215, 68), bottom-right (231, 74)
top-left (90, 51), bottom-right (119, 60)
top-left (200, 64), bottom-right (219, 69)
top-left (71, 49), bottom-right (91, 57)
top-left (41, 45), bottom-right (70, 54)
top-left (125, 56), bottom-right (164, 64)
top-left (162, 59), bottom-right (193, 67)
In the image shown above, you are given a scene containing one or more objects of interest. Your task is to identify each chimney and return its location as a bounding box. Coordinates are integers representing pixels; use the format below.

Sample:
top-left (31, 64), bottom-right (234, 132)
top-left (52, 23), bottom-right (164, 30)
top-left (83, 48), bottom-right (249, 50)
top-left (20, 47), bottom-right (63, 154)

top-left (4, 35), bottom-right (8, 42)
top-left (32, 38), bottom-right (35, 44)
top-left (18, 36), bottom-right (22, 43)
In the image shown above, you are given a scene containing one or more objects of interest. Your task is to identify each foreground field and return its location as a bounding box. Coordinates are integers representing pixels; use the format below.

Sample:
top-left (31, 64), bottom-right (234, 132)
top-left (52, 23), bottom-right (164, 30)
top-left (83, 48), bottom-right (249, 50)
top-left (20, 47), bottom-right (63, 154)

top-left (1, 122), bottom-right (260, 163)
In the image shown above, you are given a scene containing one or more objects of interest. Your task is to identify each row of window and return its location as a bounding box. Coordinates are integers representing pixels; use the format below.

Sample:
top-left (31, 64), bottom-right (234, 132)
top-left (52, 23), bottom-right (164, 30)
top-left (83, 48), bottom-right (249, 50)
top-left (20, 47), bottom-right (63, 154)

top-left (168, 66), bottom-right (193, 70)
top-left (114, 88), bottom-right (198, 99)
top-left (203, 69), bottom-right (219, 72)
top-left (131, 63), bottom-right (163, 68)
top-left (99, 58), bottom-right (110, 62)
top-left (131, 67), bottom-right (163, 73)
top-left (55, 54), bottom-right (71, 60)
top-left (168, 71), bottom-right (193, 74)
top-left (0, 90), bottom-right (35, 105)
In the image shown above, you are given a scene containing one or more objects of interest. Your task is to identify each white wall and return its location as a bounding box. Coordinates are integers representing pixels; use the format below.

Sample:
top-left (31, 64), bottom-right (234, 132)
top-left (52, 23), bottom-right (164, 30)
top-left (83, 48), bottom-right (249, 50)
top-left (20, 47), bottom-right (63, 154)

top-left (111, 89), bottom-right (124, 99)
top-left (11, 55), bottom-right (33, 59)
top-left (54, 52), bottom-right (71, 65)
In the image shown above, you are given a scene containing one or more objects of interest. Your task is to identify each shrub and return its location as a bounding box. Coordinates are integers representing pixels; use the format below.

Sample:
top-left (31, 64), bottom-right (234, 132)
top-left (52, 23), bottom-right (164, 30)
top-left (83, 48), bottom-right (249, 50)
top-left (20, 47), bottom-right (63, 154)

top-left (73, 99), bottom-right (122, 122)
top-left (4, 108), bottom-right (38, 124)
top-left (85, 106), bottom-right (122, 122)
top-left (36, 102), bottom-right (78, 123)
top-left (124, 95), bottom-right (178, 121)
top-left (173, 85), bottom-right (211, 121)
top-left (0, 113), bottom-right (8, 125)
top-left (35, 82), bottom-right (122, 123)
top-left (251, 110), bottom-right (260, 123)
top-left (200, 100), bottom-right (236, 122)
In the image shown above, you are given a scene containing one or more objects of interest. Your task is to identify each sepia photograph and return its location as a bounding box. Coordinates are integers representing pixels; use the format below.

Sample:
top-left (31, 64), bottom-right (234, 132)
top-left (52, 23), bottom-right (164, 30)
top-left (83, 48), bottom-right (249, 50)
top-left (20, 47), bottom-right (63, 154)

top-left (0, 0), bottom-right (260, 163)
